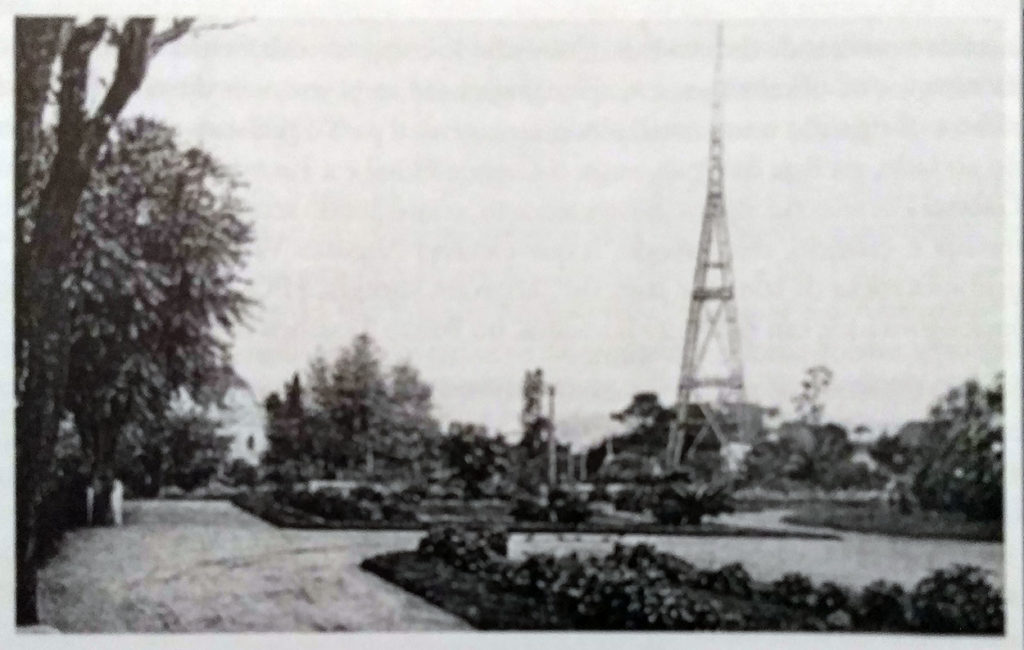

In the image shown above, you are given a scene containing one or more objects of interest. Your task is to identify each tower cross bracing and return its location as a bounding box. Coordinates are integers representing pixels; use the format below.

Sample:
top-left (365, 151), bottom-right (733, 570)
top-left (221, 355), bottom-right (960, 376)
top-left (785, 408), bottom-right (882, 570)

top-left (666, 25), bottom-right (747, 470)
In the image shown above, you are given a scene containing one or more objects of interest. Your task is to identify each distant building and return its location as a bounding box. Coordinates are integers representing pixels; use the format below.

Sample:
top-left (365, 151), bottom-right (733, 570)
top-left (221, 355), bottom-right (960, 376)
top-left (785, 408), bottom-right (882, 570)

top-left (217, 389), bottom-right (266, 465)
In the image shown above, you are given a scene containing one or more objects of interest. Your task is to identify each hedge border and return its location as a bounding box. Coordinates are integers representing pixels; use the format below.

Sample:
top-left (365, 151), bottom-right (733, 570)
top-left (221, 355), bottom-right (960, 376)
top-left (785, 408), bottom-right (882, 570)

top-left (230, 491), bottom-right (840, 539)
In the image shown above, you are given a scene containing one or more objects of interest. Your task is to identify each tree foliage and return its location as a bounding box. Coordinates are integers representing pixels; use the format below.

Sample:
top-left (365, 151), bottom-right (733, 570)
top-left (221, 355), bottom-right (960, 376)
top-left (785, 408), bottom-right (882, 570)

top-left (117, 408), bottom-right (234, 496)
top-left (913, 375), bottom-right (1003, 521)
top-left (60, 118), bottom-right (253, 478)
top-left (739, 423), bottom-right (883, 491)
top-left (868, 433), bottom-right (915, 475)
top-left (519, 368), bottom-right (549, 458)
top-left (262, 333), bottom-right (441, 479)
top-left (441, 422), bottom-right (512, 498)
top-left (792, 365), bottom-right (833, 425)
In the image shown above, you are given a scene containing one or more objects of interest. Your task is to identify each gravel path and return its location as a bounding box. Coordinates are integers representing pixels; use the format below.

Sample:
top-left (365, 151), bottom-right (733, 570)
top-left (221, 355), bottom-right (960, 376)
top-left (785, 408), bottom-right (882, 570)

top-left (37, 500), bottom-right (469, 632)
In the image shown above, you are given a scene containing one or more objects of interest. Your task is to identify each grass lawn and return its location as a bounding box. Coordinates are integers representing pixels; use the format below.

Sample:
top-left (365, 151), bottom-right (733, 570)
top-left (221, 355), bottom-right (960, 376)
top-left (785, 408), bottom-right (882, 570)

top-left (782, 504), bottom-right (1001, 542)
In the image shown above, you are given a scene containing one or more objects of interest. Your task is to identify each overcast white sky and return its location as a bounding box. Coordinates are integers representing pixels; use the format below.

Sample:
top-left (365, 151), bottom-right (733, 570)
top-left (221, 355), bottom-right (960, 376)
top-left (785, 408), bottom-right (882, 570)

top-left (112, 17), bottom-right (1006, 443)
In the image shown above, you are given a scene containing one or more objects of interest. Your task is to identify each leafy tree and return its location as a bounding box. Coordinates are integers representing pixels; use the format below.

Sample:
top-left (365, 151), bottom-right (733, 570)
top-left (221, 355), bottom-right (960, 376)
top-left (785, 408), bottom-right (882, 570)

top-left (322, 334), bottom-right (390, 472)
top-left (740, 423), bottom-right (876, 491)
top-left (792, 365), bottom-right (833, 425)
top-left (384, 363), bottom-right (440, 477)
top-left (265, 335), bottom-right (440, 479)
top-left (869, 433), bottom-right (915, 474)
top-left (262, 375), bottom-right (317, 476)
top-left (442, 422), bottom-right (512, 498)
top-left (223, 458), bottom-right (258, 487)
top-left (593, 393), bottom-right (721, 482)
top-left (611, 392), bottom-right (676, 456)
top-left (61, 117), bottom-right (252, 519)
top-left (283, 373), bottom-right (305, 420)
top-left (15, 17), bottom-right (196, 623)
top-left (519, 368), bottom-right (549, 457)
top-left (913, 375), bottom-right (1003, 521)
top-left (117, 408), bottom-right (234, 496)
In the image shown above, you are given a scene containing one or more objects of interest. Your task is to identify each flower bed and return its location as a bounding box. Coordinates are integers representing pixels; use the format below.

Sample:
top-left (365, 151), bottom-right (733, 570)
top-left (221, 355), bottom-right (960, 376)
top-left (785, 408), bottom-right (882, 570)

top-left (361, 525), bottom-right (1004, 633)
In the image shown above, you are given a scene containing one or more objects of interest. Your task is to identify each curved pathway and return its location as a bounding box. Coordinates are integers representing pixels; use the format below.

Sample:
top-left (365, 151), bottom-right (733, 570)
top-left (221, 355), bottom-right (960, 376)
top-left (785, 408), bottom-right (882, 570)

top-left (38, 500), bottom-right (468, 632)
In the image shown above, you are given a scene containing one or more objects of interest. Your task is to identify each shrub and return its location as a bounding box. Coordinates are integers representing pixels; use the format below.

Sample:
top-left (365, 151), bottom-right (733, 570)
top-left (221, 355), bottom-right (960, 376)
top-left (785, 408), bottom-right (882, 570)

top-left (504, 553), bottom-right (565, 598)
top-left (853, 580), bottom-right (910, 631)
top-left (274, 485), bottom-right (417, 523)
top-left (548, 489), bottom-right (592, 525)
top-left (607, 543), bottom-right (695, 585)
top-left (510, 489), bottom-right (593, 525)
top-left (417, 525), bottom-right (510, 573)
top-left (768, 572), bottom-right (817, 610)
top-left (910, 565), bottom-right (1003, 633)
top-left (223, 458), bottom-right (258, 487)
top-left (588, 483), bottom-right (612, 503)
top-left (511, 494), bottom-right (550, 522)
top-left (814, 581), bottom-right (851, 617)
top-left (651, 482), bottom-right (735, 526)
top-left (613, 487), bottom-right (651, 513)
top-left (561, 578), bottom-right (736, 630)
top-left (397, 482), bottom-right (427, 503)
top-left (689, 563), bottom-right (753, 598)
top-left (350, 485), bottom-right (385, 502)
top-left (383, 533), bottom-right (1005, 633)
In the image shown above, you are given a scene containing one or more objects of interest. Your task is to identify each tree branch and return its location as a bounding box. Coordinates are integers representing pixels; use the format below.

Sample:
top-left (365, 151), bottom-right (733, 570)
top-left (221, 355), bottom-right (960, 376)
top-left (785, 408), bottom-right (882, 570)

top-left (149, 17), bottom-right (196, 55)
top-left (56, 18), bottom-right (107, 154)
top-left (89, 18), bottom-right (154, 139)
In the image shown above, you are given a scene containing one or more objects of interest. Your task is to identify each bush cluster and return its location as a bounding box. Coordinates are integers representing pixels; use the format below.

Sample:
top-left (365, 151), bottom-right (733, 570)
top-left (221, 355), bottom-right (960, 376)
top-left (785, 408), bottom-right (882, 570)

top-left (613, 487), bottom-right (650, 513)
top-left (650, 483), bottom-right (735, 526)
top-left (853, 580), bottom-right (909, 630)
top-left (909, 565), bottom-right (1003, 633)
top-left (690, 563), bottom-right (753, 598)
top-left (587, 484), bottom-right (612, 503)
top-left (276, 485), bottom-right (420, 523)
top-left (417, 525), bottom-right (509, 572)
top-left (411, 527), bottom-right (1003, 633)
top-left (511, 489), bottom-right (592, 525)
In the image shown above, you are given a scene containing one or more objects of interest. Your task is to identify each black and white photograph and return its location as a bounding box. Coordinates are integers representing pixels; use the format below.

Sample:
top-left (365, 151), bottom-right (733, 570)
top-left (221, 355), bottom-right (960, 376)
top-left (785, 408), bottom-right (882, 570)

top-left (8, 1), bottom-right (1022, 645)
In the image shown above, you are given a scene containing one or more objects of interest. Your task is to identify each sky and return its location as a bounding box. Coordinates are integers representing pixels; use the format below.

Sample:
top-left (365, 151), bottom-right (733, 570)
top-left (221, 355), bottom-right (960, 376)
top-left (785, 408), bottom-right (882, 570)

top-left (105, 17), bottom-right (1007, 446)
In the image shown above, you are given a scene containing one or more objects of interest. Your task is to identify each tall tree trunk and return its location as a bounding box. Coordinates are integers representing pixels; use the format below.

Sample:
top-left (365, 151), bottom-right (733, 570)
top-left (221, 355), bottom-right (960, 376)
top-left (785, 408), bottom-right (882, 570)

top-left (14, 16), bottom-right (75, 626)
top-left (15, 17), bottom-right (190, 624)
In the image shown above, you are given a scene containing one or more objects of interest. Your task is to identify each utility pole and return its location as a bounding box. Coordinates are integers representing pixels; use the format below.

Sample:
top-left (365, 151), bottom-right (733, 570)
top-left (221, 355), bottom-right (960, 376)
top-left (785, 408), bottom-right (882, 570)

top-left (547, 385), bottom-right (557, 487)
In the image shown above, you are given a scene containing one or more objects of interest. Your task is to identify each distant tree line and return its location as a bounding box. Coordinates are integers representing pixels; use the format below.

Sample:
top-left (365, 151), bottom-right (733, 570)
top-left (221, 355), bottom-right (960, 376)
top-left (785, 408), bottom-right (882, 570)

top-left (587, 367), bottom-right (1003, 523)
top-left (261, 333), bottom-right (442, 482)
top-left (260, 356), bottom-right (585, 498)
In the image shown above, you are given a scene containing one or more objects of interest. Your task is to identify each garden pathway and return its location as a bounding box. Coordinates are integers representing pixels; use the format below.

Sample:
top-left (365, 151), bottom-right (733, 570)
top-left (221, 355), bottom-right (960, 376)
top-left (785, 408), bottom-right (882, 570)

top-left (37, 499), bottom-right (469, 632)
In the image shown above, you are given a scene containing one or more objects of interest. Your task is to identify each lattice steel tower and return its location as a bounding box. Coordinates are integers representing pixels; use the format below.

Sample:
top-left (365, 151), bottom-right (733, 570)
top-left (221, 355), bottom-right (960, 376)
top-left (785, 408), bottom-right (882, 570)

top-left (666, 25), bottom-right (746, 469)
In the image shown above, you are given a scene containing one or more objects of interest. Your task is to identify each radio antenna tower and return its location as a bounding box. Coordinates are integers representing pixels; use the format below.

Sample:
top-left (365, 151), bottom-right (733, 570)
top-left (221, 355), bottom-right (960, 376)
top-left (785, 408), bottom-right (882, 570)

top-left (666, 24), bottom-right (746, 470)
